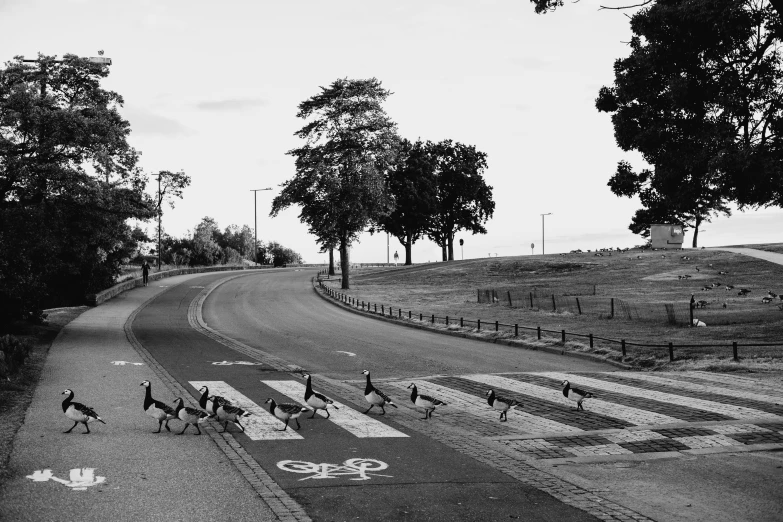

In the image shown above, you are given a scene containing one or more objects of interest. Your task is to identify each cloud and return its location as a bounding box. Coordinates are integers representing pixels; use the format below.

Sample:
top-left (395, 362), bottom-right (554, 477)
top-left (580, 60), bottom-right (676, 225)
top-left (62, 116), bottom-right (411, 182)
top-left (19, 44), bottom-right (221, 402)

top-left (195, 98), bottom-right (268, 111)
top-left (123, 107), bottom-right (191, 137)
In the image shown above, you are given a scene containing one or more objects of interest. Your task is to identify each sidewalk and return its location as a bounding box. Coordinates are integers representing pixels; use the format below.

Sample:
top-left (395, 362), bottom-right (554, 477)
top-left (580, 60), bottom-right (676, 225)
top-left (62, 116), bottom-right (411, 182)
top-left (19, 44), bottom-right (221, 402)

top-left (710, 246), bottom-right (783, 265)
top-left (0, 274), bottom-right (276, 522)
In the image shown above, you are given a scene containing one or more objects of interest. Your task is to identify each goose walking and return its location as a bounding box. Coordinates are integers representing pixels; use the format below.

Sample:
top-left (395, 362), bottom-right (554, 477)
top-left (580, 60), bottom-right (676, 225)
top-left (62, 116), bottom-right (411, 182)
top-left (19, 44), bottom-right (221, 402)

top-left (197, 385), bottom-right (230, 414)
top-left (562, 380), bottom-right (595, 411)
top-left (211, 400), bottom-right (251, 433)
top-left (407, 383), bottom-right (446, 420)
top-left (61, 389), bottom-right (106, 434)
top-left (140, 380), bottom-right (177, 433)
top-left (265, 398), bottom-right (309, 431)
top-left (485, 389), bottom-right (520, 422)
top-left (361, 370), bottom-right (397, 415)
top-left (172, 398), bottom-right (210, 435)
top-left (302, 374), bottom-right (338, 418)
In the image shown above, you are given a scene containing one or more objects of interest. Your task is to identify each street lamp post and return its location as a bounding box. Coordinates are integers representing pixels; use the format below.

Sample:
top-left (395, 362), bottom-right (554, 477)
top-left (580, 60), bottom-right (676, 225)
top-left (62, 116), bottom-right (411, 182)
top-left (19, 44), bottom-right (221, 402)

top-left (251, 188), bottom-right (272, 266)
top-left (541, 213), bottom-right (552, 256)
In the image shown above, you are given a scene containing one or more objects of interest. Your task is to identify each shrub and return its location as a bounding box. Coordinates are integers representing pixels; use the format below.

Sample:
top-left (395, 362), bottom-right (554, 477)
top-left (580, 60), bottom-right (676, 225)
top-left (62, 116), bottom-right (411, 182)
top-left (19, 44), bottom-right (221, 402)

top-left (0, 335), bottom-right (32, 379)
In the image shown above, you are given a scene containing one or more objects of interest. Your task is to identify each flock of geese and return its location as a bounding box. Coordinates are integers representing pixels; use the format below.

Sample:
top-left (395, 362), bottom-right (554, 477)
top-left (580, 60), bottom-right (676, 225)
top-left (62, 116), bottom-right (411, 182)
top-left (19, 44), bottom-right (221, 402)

top-left (60, 371), bottom-right (596, 434)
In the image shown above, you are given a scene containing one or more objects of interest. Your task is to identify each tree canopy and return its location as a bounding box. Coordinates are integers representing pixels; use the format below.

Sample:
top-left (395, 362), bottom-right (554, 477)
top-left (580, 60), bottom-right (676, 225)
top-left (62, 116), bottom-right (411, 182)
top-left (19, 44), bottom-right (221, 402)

top-left (272, 78), bottom-right (399, 289)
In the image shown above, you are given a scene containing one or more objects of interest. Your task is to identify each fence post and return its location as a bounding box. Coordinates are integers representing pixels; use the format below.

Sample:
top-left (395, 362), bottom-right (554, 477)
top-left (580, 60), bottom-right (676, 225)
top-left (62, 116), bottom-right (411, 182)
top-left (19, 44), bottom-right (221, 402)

top-left (460, 317), bottom-right (464, 327)
top-left (621, 339), bottom-right (626, 356)
top-left (576, 297), bottom-right (582, 315)
top-left (507, 291), bottom-right (513, 307)
top-left (381, 305), bottom-right (384, 315)
top-left (610, 298), bottom-right (615, 319)
top-left (589, 333), bottom-right (593, 348)
top-left (399, 309), bottom-right (402, 318)
top-left (477, 289), bottom-right (480, 302)
top-left (409, 310), bottom-right (411, 319)
top-left (446, 316), bottom-right (449, 325)
top-left (374, 304), bottom-right (377, 313)
top-left (420, 313), bottom-right (423, 321)
top-left (733, 341), bottom-right (738, 361)
top-left (689, 300), bottom-right (694, 327)
top-left (593, 284), bottom-right (596, 295)
top-left (431, 314), bottom-right (435, 324)
top-left (515, 324), bottom-right (518, 337)
top-left (552, 294), bottom-right (557, 311)
top-left (495, 320), bottom-right (498, 331)
top-left (530, 292), bottom-right (533, 308)
top-left (537, 326), bottom-right (541, 340)
top-left (562, 330), bottom-right (566, 343)
top-left (477, 319), bottom-right (481, 331)
top-left (669, 342), bottom-right (674, 361)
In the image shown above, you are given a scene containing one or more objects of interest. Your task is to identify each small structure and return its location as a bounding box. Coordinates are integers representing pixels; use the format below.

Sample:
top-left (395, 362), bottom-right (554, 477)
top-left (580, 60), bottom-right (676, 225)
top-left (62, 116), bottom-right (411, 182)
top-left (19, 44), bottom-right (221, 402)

top-left (650, 224), bottom-right (684, 249)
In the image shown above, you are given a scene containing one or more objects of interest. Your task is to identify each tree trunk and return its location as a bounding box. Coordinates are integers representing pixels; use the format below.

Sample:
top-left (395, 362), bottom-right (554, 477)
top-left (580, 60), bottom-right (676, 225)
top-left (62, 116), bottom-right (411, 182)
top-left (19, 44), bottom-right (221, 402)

top-left (340, 239), bottom-right (350, 289)
top-left (691, 216), bottom-right (701, 248)
top-left (441, 242), bottom-right (447, 261)
top-left (328, 248), bottom-right (335, 276)
top-left (447, 233), bottom-right (454, 261)
top-left (405, 234), bottom-right (412, 265)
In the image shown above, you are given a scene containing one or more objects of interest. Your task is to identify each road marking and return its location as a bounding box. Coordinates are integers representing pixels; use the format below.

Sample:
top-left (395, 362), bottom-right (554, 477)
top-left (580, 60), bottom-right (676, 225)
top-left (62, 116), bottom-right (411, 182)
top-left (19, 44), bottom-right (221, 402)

top-left (110, 361), bottom-right (144, 366)
top-left (664, 371), bottom-right (783, 396)
top-left (26, 468), bottom-right (106, 490)
top-left (385, 379), bottom-right (582, 435)
top-left (210, 360), bottom-right (263, 366)
top-left (535, 372), bottom-right (783, 421)
top-left (277, 458), bottom-right (391, 481)
top-left (261, 380), bottom-right (408, 438)
top-left (189, 381), bottom-right (302, 440)
top-left (464, 374), bottom-right (682, 426)
top-left (335, 351), bottom-right (356, 356)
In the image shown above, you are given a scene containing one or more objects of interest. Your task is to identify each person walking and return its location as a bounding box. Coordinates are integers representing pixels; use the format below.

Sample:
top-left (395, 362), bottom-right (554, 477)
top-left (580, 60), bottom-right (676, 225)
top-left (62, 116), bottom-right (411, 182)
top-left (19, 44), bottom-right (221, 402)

top-left (142, 260), bottom-right (150, 287)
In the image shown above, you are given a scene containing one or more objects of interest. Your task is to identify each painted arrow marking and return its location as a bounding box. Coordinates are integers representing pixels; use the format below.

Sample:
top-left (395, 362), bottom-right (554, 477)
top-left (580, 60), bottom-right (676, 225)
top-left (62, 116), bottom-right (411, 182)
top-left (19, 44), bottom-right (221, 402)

top-left (26, 468), bottom-right (106, 490)
top-left (335, 351), bottom-right (356, 357)
top-left (111, 361), bottom-right (144, 366)
top-left (189, 381), bottom-right (302, 440)
top-left (262, 380), bottom-right (408, 438)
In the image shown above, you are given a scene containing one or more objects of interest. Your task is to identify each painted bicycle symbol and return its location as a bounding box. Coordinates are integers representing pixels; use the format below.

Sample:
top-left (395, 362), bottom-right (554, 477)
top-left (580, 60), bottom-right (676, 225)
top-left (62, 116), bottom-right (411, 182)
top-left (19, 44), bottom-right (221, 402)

top-left (277, 458), bottom-right (392, 481)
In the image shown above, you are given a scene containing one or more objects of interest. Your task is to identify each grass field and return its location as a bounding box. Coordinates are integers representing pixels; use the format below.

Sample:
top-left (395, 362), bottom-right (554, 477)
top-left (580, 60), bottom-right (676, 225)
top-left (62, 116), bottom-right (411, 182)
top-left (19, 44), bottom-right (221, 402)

top-left (322, 246), bottom-right (783, 369)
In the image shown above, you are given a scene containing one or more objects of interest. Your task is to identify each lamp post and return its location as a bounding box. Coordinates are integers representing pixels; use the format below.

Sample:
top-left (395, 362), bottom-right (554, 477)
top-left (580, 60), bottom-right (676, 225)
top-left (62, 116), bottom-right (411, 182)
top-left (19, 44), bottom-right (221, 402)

top-left (251, 188), bottom-right (273, 266)
top-left (541, 213), bottom-right (552, 256)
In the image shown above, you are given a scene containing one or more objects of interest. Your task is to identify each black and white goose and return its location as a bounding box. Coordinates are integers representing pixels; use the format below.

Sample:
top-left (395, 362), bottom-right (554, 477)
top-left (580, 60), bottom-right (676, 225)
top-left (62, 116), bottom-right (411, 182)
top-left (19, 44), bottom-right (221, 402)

top-left (485, 389), bottom-right (520, 422)
top-left (140, 380), bottom-right (177, 433)
top-left (172, 398), bottom-right (210, 435)
top-left (61, 389), bottom-right (106, 434)
top-left (361, 370), bottom-right (397, 415)
top-left (265, 398), bottom-right (309, 431)
top-left (407, 383), bottom-right (446, 420)
top-left (197, 385), bottom-right (231, 414)
top-left (302, 374), bottom-right (338, 418)
top-left (561, 380), bottom-right (595, 411)
top-left (210, 399), bottom-right (251, 433)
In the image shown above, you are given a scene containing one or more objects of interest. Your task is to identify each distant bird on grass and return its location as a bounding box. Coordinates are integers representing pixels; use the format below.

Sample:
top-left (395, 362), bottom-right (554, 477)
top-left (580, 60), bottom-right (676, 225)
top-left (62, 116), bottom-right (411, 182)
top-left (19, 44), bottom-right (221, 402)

top-left (265, 398), bottom-right (308, 431)
top-left (562, 380), bottom-right (595, 411)
top-left (408, 383), bottom-right (447, 420)
top-left (361, 370), bottom-right (397, 415)
top-left (61, 389), bottom-right (106, 434)
top-left (140, 380), bottom-right (177, 433)
top-left (485, 389), bottom-right (520, 422)
top-left (172, 398), bottom-right (210, 435)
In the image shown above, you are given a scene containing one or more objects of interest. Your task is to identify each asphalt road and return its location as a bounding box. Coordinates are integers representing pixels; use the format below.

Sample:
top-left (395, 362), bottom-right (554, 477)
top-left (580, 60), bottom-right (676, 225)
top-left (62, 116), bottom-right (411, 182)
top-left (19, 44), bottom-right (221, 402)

top-left (132, 269), bottom-right (612, 521)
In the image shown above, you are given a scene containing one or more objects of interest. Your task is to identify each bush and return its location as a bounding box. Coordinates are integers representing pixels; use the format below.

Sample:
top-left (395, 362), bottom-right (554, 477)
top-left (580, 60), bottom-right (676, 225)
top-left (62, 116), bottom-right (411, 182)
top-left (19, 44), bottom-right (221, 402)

top-left (0, 335), bottom-right (32, 379)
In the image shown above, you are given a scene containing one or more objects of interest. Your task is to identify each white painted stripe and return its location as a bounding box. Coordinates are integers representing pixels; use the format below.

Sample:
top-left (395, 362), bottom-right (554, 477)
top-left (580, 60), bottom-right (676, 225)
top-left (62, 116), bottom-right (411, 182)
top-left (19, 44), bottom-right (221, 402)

top-left (676, 372), bottom-right (783, 396)
top-left (612, 372), bottom-right (783, 406)
top-left (261, 380), bottom-right (408, 438)
top-left (535, 372), bottom-right (783, 421)
top-left (189, 381), bottom-right (302, 440)
top-left (464, 374), bottom-right (682, 427)
top-left (384, 380), bottom-right (582, 435)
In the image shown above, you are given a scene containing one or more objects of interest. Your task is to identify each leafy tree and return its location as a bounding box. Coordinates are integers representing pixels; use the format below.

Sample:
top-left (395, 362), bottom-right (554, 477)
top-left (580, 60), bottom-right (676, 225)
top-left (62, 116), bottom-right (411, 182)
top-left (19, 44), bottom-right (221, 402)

top-left (0, 54), bottom-right (155, 322)
top-left (153, 169), bottom-right (190, 268)
top-left (272, 78), bottom-right (399, 289)
top-left (426, 140), bottom-right (495, 261)
top-left (267, 241), bottom-right (303, 266)
top-left (597, 0), bottom-right (780, 246)
top-left (190, 217), bottom-right (221, 266)
top-left (375, 139), bottom-right (438, 265)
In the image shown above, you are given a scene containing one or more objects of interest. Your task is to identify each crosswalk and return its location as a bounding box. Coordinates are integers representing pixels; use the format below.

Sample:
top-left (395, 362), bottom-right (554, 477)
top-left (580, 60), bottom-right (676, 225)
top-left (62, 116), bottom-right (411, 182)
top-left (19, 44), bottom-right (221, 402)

top-left (188, 372), bottom-right (783, 455)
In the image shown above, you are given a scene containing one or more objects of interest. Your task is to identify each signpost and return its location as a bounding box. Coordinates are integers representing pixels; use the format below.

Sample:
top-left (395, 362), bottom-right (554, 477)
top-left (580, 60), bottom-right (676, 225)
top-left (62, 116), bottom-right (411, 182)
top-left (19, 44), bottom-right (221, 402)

top-left (531, 243), bottom-right (534, 255)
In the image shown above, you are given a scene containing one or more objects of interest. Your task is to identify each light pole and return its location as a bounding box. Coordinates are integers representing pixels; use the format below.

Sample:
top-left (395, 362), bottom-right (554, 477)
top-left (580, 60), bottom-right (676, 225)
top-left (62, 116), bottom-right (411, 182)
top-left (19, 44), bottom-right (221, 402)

top-left (541, 213), bottom-right (552, 256)
top-left (251, 188), bottom-right (273, 266)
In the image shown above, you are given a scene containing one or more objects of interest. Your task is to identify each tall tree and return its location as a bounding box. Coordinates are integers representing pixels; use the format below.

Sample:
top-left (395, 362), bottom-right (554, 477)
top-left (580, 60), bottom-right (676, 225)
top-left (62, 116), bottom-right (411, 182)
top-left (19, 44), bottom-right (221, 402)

top-left (272, 78), bottom-right (398, 289)
top-left (153, 169), bottom-right (190, 268)
top-left (597, 0), bottom-right (781, 246)
top-left (427, 140), bottom-right (495, 261)
top-left (375, 139), bottom-right (438, 265)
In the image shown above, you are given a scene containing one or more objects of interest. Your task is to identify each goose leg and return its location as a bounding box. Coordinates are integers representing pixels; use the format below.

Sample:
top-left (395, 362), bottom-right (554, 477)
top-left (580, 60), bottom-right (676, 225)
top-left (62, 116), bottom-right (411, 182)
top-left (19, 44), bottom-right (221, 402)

top-left (164, 419), bottom-right (171, 432)
top-left (64, 421), bottom-right (79, 434)
top-left (325, 408), bottom-right (330, 419)
top-left (154, 420), bottom-right (163, 433)
top-left (83, 422), bottom-right (91, 434)
top-left (194, 425), bottom-right (201, 435)
top-left (178, 424), bottom-right (189, 435)
top-left (235, 420), bottom-right (245, 432)
top-left (362, 405), bottom-right (374, 414)
top-left (577, 402), bottom-right (583, 411)
top-left (309, 409), bottom-right (317, 419)
top-left (278, 420), bottom-right (289, 432)
top-left (294, 418), bottom-right (301, 430)
top-left (221, 421), bottom-right (228, 433)
top-left (379, 405), bottom-right (386, 416)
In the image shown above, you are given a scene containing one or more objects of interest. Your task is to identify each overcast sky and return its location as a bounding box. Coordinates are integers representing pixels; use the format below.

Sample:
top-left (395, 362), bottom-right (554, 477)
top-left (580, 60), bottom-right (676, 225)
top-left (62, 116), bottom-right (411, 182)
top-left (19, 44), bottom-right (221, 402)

top-left (2, 0), bottom-right (780, 263)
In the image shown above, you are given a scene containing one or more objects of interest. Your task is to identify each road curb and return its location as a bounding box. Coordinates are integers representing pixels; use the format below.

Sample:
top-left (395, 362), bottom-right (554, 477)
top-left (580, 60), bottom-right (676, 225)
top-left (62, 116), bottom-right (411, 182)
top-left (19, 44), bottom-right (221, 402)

top-left (311, 277), bottom-right (632, 371)
top-left (125, 274), bottom-right (311, 522)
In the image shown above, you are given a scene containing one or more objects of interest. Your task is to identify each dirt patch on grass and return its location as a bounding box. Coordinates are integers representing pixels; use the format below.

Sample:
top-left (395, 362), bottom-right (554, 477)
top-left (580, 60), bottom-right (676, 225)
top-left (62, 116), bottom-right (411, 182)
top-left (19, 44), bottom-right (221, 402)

top-left (0, 307), bottom-right (87, 486)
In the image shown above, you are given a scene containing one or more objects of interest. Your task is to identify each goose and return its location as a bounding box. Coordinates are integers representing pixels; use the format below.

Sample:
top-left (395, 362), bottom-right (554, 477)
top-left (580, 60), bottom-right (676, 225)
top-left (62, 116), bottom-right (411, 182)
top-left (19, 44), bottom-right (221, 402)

top-left (197, 385), bottom-right (231, 414)
top-left (711, 282), bottom-right (722, 288)
top-left (302, 374), bottom-right (338, 418)
top-left (140, 380), bottom-right (177, 433)
top-left (265, 398), bottom-right (309, 431)
top-left (172, 398), bottom-right (210, 435)
top-left (725, 285), bottom-right (734, 291)
top-left (695, 266), bottom-right (700, 272)
top-left (361, 370), bottom-right (397, 415)
top-left (718, 271), bottom-right (728, 275)
top-left (762, 296), bottom-right (773, 304)
top-left (767, 290), bottom-right (778, 298)
top-left (408, 383), bottom-right (446, 420)
top-left (485, 389), bottom-right (520, 422)
top-left (562, 380), bottom-right (595, 411)
top-left (738, 288), bottom-right (751, 296)
top-left (61, 389), bottom-right (106, 434)
top-left (210, 400), bottom-right (251, 433)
